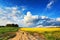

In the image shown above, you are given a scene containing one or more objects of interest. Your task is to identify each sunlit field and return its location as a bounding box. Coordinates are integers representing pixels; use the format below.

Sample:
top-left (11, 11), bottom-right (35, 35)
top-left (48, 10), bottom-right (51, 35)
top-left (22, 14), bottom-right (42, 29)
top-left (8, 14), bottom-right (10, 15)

top-left (0, 27), bottom-right (60, 40)
top-left (20, 27), bottom-right (60, 33)
top-left (20, 27), bottom-right (60, 40)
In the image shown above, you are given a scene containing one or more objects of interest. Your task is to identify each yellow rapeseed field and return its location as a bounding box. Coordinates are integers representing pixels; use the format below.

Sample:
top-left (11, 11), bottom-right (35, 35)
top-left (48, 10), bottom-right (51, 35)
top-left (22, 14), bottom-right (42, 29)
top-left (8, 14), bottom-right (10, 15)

top-left (20, 27), bottom-right (60, 33)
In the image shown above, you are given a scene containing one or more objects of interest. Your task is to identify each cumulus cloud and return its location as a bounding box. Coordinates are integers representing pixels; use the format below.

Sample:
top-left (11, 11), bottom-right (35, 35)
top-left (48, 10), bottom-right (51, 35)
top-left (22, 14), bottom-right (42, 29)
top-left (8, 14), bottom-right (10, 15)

top-left (56, 18), bottom-right (60, 21)
top-left (22, 11), bottom-right (60, 27)
top-left (0, 7), bottom-right (60, 27)
top-left (0, 7), bottom-right (23, 26)
top-left (40, 16), bottom-right (48, 19)
top-left (47, 0), bottom-right (54, 9)
top-left (22, 11), bottom-right (39, 27)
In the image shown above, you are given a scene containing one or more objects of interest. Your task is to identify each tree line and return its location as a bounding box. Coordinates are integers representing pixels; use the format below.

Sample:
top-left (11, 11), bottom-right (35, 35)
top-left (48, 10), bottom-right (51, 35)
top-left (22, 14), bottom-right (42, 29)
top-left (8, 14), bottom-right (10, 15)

top-left (0, 24), bottom-right (19, 27)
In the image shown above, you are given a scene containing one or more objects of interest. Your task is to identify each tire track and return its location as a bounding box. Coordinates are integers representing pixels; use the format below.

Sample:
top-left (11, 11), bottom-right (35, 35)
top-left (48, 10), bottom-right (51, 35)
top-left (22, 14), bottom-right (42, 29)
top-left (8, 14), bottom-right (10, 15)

top-left (9, 31), bottom-right (46, 40)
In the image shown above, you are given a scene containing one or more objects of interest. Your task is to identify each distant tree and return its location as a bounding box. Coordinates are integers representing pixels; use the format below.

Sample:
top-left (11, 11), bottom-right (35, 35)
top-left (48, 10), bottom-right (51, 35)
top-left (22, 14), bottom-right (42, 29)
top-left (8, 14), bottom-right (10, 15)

top-left (6, 24), bottom-right (11, 27)
top-left (0, 26), bottom-right (4, 27)
top-left (6, 24), bottom-right (19, 27)
top-left (14, 24), bottom-right (19, 27)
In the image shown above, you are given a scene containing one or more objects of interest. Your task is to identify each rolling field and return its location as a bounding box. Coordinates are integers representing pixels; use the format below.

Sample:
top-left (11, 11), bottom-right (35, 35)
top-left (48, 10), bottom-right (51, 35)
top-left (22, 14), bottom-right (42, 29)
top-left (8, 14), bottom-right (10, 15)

top-left (20, 27), bottom-right (60, 33)
top-left (0, 27), bottom-right (60, 40)
top-left (20, 27), bottom-right (60, 40)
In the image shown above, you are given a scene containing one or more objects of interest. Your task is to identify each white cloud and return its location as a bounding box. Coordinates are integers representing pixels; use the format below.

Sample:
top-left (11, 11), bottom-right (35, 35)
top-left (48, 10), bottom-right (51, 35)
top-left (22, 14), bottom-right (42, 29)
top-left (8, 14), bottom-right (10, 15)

top-left (0, 19), bottom-right (13, 26)
top-left (22, 11), bottom-right (39, 27)
top-left (56, 18), bottom-right (60, 21)
top-left (0, 7), bottom-right (23, 26)
top-left (40, 16), bottom-right (48, 19)
top-left (47, 0), bottom-right (54, 9)
top-left (36, 25), bottom-right (43, 28)
top-left (0, 7), bottom-right (60, 27)
top-left (24, 11), bottom-right (38, 22)
top-left (26, 11), bottom-right (32, 16)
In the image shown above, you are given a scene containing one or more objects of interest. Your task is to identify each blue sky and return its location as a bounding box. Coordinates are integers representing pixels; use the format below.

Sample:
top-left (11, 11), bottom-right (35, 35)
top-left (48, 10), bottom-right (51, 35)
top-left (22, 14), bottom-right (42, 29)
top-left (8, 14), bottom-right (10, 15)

top-left (0, 0), bottom-right (59, 17)
top-left (0, 0), bottom-right (60, 27)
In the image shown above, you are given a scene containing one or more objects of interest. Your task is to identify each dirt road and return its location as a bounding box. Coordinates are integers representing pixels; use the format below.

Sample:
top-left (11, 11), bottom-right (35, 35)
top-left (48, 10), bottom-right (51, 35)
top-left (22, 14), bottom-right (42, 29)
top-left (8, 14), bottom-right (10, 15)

top-left (9, 30), bottom-right (46, 40)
